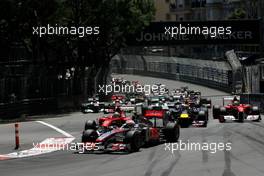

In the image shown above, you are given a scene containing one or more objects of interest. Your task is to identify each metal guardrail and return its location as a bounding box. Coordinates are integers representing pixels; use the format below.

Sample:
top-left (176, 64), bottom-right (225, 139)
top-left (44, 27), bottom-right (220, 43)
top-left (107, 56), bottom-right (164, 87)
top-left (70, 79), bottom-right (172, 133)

top-left (0, 98), bottom-right (57, 119)
top-left (111, 55), bottom-right (232, 92)
top-left (0, 95), bottom-right (85, 119)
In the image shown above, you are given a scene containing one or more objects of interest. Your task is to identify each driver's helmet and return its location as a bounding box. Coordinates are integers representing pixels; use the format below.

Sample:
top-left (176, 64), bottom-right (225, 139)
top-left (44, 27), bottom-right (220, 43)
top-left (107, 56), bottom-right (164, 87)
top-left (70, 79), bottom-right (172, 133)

top-left (169, 97), bottom-right (174, 102)
top-left (175, 100), bottom-right (181, 105)
top-left (233, 101), bottom-right (239, 106)
top-left (233, 96), bottom-right (238, 101)
top-left (131, 110), bottom-right (137, 117)
top-left (125, 120), bottom-right (135, 128)
top-left (115, 107), bottom-right (121, 113)
top-left (112, 112), bottom-right (120, 118)
top-left (175, 104), bottom-right (181, 110)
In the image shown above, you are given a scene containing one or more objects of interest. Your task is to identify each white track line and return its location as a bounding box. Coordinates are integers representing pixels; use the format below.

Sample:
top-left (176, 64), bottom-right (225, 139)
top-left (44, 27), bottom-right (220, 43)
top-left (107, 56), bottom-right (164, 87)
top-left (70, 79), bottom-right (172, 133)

top-left (0, 121), bottom-right (75, 160)
top-left (36, 120), bottom-right (74, 138)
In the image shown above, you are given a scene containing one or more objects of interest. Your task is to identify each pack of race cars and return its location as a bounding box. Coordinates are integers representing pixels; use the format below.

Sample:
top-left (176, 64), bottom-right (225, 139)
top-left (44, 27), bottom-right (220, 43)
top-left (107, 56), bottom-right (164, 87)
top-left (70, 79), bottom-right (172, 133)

top-left (79, 77), bottom-right (262, 153)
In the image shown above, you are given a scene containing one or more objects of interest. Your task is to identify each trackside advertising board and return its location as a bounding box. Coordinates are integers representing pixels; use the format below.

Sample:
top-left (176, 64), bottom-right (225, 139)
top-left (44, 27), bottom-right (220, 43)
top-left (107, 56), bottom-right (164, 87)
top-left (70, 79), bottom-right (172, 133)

top-left (127, 20), bottom-right (260, 45)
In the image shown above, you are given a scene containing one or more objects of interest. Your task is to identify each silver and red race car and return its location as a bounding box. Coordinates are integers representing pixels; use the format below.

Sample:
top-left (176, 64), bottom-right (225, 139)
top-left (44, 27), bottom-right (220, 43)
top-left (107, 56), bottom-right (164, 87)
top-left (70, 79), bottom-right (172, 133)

top-left (80, 108), bottom-right (180, 153)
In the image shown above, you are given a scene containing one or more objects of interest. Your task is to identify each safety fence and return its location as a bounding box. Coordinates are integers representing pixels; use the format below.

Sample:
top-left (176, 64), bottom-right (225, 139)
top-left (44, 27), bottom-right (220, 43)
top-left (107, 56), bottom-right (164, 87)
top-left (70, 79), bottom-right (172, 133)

top-left (111, 55), bottom-right (233, 92)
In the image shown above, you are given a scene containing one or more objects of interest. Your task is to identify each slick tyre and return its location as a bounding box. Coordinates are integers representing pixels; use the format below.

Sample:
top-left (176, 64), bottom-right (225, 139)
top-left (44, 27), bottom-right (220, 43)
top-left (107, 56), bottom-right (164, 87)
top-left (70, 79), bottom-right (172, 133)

top-left (164, 122), bottom-right (180, 143)
top-left (84, 120), bottom-right (97, 130)
top-left (213, 105), bottom-right (220, 119)
top-left (238, 112), bottom-right (244, 123)
top-left (252, 106), bottom-right (261, 122)
top-left (125, 131), bottom-right (141, 153)
top-left (219, 116), bottom-right (226, 123)
top-left (82, 129), bottom-right (98, 143)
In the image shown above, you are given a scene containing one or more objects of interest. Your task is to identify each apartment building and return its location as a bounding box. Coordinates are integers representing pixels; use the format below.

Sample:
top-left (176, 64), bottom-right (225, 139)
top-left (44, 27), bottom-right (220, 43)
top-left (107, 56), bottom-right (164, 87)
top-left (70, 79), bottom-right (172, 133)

top-left (153, 0), bottom-right (263, 58)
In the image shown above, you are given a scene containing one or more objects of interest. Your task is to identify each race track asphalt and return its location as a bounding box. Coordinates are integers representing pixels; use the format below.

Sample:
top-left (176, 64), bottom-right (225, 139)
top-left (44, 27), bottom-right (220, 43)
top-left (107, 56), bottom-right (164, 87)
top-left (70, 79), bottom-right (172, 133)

top-left (0, 74), bottom-right (264, 176)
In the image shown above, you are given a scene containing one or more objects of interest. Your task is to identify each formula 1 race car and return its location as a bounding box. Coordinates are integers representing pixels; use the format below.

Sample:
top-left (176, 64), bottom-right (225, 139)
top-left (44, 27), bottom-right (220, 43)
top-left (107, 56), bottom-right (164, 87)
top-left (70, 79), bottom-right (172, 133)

top-left (81, 97), bottom-right (103, 113)
top-left (142, 109), bottom-right (180, 143)
top-left (81, 122), bottom-right (143, 153)
top-left (199, 97), bottom-right (212, 108)
top-left (177, 102), bottom-right (208, 127)
top-left (81, 112), bottom-right (143, 153)
top-left (213, 97), bottom-right (261, 123)
top-left (102, 103), bottom-right (116, 114)
top-left (95, 111), bottom-right (130, 128)
top-left (81, 107), bottom-right (180, 153)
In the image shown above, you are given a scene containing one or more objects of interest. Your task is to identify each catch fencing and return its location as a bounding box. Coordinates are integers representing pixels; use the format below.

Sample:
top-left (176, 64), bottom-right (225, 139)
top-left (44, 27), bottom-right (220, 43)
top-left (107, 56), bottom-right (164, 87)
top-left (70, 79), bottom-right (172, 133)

top-left (111, 55), bottom-right (233, 92)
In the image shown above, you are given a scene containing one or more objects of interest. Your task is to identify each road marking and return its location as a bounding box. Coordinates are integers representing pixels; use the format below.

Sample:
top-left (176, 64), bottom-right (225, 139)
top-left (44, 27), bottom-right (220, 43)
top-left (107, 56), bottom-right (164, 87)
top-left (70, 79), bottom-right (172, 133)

top-left (0, 155), bottom-right (10, 161)
top-left (36, 120), bottom-right (74, 138)
top-left (0, 137), bottom-right (75, 160)
top-left (0, 121), bottom-right (75, 161)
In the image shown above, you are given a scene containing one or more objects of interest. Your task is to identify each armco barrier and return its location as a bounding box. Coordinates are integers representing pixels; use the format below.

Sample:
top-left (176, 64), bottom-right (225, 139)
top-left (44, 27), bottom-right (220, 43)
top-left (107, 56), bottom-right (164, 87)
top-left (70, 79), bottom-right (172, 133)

top-left (0, 95), bottom-right (83, 119)
top-left (111, 55), bottom-right (233, 92)
top-left (0, 98), bottom-right (57, 119)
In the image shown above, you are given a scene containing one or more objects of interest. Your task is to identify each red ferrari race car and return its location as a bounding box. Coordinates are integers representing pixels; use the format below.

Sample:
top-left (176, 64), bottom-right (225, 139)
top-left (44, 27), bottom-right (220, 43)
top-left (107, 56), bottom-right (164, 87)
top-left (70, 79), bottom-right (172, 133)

top-left (111, 94), bottom-right (125, 101)
top-left (213, 96), bottom-right (261, 123)
top-left (96, 111), bottom-right (130, 128)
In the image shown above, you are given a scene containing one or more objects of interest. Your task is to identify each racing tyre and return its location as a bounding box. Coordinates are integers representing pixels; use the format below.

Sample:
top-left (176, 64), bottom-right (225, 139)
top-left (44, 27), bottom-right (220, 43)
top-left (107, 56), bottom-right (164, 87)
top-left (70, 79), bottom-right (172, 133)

top-left (213, 105), bottom-right (220, 119)
top-left (124, 131), bottom-right (141, 153)
top-left (82, 129), bottom-right (98, 143)
top-left (252, 106), bottom-right (261, 122)
top-left (84, 120), bottom-right (97, 130)
top-left (198, 111), bottom-right (207, 127)
top-left (219, 116), bottom-right (225, 123)
top-left (164, 122), bottom-right (180, 143)
top-left (219, 107), bottom-right (226, 123)
top-left (93, 107), bottom-right (99, 113)
top-left (206, 98), bottom-right (212, 108)
top-left (238, 112), bottom-right (244, 123)
top-left (251, 106), bottom-right (260, 115)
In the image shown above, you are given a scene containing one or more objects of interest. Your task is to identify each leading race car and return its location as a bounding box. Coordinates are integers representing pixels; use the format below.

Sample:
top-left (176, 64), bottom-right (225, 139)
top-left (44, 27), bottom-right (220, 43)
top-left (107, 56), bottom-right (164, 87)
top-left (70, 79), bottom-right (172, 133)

top-left (213, 96), bottom-right (261, 123)
top-left (81, 111), bottom-right (143, 153)
top-left (81, 106), bottom-right (180, 153)
top-left (81, 119), bottom-right (143, 153)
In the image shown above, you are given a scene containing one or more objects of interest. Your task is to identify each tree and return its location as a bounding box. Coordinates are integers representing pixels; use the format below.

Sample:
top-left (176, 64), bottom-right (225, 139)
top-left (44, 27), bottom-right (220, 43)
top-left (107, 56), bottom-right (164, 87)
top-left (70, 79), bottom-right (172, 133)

top-left (62, 0), bottom-right (155, 92)
top-left (228, 8), bottom-right (246, 19)
top-left (0, 0), bottom-right (155, 97)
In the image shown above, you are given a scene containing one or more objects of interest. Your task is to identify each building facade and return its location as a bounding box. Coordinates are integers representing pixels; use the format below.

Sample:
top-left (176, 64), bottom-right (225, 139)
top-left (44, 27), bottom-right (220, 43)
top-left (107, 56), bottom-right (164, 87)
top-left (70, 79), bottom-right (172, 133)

top-left (153, 0), bottom-right (263, 59)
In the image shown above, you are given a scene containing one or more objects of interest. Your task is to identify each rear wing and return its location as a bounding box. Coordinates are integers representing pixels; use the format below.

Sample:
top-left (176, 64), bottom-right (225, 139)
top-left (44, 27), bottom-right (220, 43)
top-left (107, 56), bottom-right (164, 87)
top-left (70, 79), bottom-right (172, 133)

top-left (120, 106), bottom-right (135, 112)
top-left (223, 96), bottom-right (240, 106)
top-left (144, 110), bottom-right (165, 118)
top-left (111, 95), bottom-right (125, 101)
